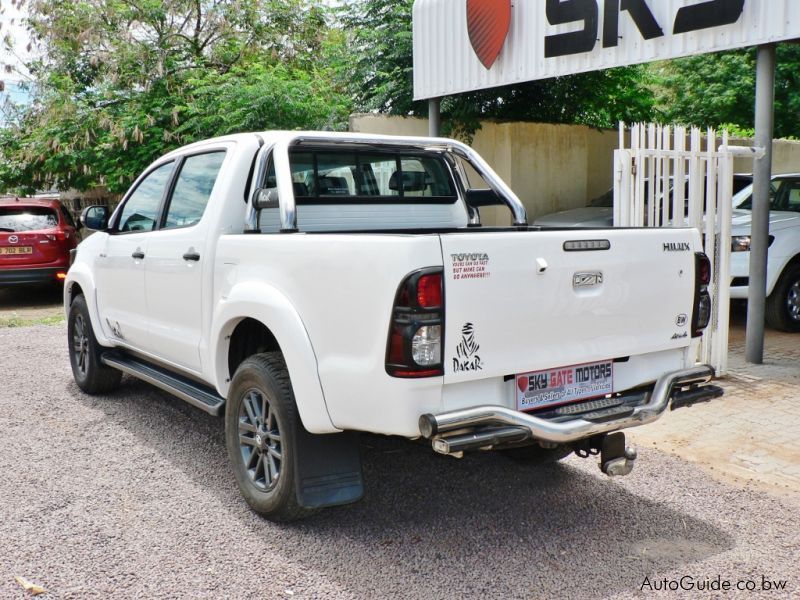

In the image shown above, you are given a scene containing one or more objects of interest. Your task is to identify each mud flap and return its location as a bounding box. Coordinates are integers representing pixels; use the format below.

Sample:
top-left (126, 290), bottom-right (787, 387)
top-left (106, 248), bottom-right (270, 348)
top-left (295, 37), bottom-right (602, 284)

top-left (293, 428), bottom-right (363, 509)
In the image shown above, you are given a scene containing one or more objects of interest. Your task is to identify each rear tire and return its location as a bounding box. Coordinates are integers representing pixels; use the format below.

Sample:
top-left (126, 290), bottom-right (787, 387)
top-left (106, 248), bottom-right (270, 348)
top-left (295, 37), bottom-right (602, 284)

top-left (766, 264), bottom-right (800, 332)
top-left (225, 352), bottom-right (316, 522)
top-left (68, 294), bottom-right (122, 394)
top-left (499, 444), bottom-right (573, 465)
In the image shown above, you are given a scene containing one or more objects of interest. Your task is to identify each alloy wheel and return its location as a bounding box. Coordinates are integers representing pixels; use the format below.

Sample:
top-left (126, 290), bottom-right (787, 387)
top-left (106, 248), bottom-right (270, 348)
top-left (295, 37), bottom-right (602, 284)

top-left (788, 280), bottom-right (800, 322)
top-left (238, 389), bottom-right (282, 491)
top-left (72, 314), bottom-right (89, 376)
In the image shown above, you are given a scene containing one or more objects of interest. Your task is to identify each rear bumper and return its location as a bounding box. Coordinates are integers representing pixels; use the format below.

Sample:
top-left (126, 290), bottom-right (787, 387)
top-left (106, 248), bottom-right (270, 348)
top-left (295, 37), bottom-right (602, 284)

top-left (0, 267), bottom-right (67, 285)
top-left (419, 365), bottom-right (722, 453)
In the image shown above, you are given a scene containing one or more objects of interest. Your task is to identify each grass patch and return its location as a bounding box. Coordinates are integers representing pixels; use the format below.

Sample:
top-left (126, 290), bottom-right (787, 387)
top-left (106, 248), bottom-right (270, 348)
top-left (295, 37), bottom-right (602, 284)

top-left (0, 314), bottom-right (65, 328)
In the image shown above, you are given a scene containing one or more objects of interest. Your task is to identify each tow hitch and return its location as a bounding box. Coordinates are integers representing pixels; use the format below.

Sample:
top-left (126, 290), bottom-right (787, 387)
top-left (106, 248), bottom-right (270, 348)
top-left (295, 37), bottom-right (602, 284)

top-left (574, 432), bottom-right (637, 477)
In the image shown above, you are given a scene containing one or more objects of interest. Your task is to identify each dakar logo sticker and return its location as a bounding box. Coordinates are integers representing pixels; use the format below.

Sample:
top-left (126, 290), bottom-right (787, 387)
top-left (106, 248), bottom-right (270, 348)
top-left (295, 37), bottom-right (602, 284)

top-left (453, 323), bottom-right (483, 372)
top-left (466, 0), bottom-right (511, 69)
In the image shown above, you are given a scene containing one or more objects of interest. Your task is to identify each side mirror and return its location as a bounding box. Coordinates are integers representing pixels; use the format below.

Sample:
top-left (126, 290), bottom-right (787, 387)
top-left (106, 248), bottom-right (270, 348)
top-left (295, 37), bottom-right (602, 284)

top-left (253, 187), bottom-right (280, 210)
top-left (80, 205), bottom-right (109, 231)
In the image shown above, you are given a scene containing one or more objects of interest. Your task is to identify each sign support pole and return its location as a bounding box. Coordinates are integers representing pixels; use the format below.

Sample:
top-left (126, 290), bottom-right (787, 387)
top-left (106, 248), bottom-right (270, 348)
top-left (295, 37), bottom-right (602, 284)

top-left (745, 43), bottom-right (776, 364)
top-left (428, 97), bottom-right (441, 137)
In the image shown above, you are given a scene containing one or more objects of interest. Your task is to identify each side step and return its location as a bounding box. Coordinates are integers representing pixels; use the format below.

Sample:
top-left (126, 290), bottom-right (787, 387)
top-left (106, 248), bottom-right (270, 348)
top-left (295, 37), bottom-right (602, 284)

top-left (101, 352), bottom-right (225, 416)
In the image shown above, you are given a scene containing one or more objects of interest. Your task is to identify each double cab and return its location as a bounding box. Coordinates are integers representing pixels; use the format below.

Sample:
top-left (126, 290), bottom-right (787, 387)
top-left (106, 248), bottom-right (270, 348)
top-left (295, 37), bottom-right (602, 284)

top-left (65, 132), bottom-right (722, 521)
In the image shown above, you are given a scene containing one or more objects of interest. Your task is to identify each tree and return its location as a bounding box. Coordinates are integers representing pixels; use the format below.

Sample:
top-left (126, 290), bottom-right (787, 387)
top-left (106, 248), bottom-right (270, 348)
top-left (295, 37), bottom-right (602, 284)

top-left (339, 0), bottom-right (658, 136)
top-left (0, 0), bottom-right (350, 194)
top-left (652, 45), bottom-right (800, 139)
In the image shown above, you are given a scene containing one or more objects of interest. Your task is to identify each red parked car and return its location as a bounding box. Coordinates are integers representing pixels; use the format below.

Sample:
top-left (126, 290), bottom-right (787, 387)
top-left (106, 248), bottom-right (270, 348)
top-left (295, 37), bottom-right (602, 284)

top-left (0, 196), bottom-right (81, 286)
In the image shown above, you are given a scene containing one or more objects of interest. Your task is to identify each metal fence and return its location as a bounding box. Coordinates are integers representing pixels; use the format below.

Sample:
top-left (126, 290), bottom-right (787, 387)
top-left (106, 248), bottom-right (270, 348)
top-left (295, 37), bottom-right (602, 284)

top-left (613, 123), bottom-right (736, 374)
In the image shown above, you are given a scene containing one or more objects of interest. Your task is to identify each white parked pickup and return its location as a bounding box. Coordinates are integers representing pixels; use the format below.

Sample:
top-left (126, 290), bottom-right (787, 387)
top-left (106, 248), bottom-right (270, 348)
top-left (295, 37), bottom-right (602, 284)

top-left (729, 174), bottom-right (800, 331)
top-left (65, 132), bottom-right (722, 521)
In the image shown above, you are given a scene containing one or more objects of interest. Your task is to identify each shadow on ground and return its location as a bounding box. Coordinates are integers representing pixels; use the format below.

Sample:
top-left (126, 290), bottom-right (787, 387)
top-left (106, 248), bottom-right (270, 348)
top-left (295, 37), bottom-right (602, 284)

top-left (0, 284), bottom-right (63, 315)
top-left (71, 377), bottom-right (733, 598)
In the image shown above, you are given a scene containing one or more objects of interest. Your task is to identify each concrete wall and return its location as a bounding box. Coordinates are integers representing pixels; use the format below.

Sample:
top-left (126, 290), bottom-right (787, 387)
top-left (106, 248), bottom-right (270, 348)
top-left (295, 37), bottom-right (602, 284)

top-left (349, 114), bottom-right (800, 225)
top-left (350, 114), bottom-right (619, 225)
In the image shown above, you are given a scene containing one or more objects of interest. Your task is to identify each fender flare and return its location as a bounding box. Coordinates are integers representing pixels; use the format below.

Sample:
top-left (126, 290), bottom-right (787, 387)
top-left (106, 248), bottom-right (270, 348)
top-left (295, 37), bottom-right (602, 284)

top-left (64, 265), bottom-right (114, 348)
top-left (210, 281), bottom-right (338, 434)
top-left (768, 252), bottom-right (800, 296)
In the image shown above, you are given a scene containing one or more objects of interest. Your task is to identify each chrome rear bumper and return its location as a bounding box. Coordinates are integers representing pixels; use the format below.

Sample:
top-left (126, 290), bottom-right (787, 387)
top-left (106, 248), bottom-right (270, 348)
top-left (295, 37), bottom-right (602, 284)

top-left (419, 365), bottom-right (721, 454)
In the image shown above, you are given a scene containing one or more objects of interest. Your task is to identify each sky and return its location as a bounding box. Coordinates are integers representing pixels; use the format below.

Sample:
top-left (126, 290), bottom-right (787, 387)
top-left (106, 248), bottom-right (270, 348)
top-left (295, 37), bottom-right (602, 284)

top-left (1, 0), bottom-right (32, 83)
top-left (1, 0), bottom-right (33, 122)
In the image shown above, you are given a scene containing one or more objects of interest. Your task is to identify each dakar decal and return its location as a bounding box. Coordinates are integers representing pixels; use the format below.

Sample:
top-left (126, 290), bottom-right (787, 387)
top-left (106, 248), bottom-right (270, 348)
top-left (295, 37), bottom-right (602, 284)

top-left (453, 323), bottom-right (483, 372)
top-left (466, 0), bottom-right (512, 69)
top-left (451, 252), bottom-right (491, 281)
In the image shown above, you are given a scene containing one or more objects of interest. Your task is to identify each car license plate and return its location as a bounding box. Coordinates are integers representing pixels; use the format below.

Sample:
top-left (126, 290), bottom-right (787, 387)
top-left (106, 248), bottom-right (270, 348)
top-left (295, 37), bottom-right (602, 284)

top-left (516, 359), bottom-right (614, 412)
top-left (0, 246), bottom-right (32, 255)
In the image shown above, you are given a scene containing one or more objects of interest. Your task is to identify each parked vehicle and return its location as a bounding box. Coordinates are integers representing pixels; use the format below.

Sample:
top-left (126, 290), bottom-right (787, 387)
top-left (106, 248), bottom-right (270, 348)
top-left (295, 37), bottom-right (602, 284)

top-left (65, 132), bottom-right (722, 521)
top-left (533, 175), bottom-right (753, 228)
top-left (0, 196), bottom-right (80, 286)
top-left (729, 174), bottom-right (800, 331)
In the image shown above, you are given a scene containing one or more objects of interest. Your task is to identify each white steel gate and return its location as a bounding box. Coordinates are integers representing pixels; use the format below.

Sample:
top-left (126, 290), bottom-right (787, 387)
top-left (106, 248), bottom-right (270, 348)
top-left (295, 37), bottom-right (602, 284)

top-left (613, 123), bottom-right (736, 374)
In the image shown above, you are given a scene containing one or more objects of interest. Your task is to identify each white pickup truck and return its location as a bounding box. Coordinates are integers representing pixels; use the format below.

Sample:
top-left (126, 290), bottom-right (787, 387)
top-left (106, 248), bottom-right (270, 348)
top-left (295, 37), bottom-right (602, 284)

top-left (66, 131), bottom-right (722, 521)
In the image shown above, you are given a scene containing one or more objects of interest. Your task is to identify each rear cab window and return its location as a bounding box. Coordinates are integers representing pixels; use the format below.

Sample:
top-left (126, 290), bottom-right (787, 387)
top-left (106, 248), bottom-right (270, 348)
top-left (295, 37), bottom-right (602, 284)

top-left (267, 149), bottom-right (457, 203)
top-left (0, 206), bottom-right (59, 232)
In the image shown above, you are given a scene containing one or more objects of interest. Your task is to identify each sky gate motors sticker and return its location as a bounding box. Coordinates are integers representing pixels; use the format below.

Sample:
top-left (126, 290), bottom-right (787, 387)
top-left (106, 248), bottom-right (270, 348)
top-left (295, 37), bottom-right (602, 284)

top-left (516, 360), bottom-right (614, 412)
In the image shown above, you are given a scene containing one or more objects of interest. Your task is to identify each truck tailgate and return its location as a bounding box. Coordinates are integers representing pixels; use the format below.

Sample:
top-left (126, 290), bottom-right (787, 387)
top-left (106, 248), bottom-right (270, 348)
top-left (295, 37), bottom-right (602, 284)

top-left (440, 228), bottom-right (699, 385)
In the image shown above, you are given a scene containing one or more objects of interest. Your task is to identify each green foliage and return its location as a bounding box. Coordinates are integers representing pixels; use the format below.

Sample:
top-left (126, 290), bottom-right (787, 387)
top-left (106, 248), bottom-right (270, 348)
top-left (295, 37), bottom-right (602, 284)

top-left (0, 0), bottom-right (351, 194)
top-left (652, 46), bottom-right (800, 139)
top-left (339, 0), bottom-right (658, 138)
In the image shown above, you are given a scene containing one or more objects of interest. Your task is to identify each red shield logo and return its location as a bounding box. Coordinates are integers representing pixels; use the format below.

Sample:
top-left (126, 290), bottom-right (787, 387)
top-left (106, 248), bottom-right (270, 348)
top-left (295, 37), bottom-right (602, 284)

top-left (466, 0), bottom-right (511, 69)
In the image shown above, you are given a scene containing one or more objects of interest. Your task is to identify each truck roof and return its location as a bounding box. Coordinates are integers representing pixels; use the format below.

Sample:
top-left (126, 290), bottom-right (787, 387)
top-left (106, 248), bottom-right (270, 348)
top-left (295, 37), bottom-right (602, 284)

top-left (159, 131), bottom-right (457, 160)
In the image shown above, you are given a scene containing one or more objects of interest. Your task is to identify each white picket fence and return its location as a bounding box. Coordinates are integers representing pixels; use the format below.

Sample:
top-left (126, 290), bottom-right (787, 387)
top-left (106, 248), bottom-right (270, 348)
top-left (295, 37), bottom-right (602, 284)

top-left (613, 123), bottom-right (735, 374)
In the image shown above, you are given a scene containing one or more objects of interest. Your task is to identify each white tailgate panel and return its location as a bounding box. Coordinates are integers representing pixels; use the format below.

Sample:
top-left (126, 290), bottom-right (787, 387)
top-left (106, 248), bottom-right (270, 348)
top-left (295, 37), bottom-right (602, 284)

top-left (440, 229), bottom-right (699, 385)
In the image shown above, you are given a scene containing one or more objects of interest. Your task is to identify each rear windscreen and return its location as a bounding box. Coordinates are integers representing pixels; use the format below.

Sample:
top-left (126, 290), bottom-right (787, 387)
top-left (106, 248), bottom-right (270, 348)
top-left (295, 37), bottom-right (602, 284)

top-left (266, 150), bottom-right (457, 203)
top-left (0, 207), bottom-right (59, 232)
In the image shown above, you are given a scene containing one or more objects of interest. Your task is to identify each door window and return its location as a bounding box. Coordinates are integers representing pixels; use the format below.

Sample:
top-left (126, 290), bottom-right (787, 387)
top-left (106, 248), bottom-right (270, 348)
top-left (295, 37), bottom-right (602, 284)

top-left (163, 152), bottom-right (226, 229)
top-left (117, 162), bottom-right (174, 232)
top-left (777, 180), bottom-right (800, 213)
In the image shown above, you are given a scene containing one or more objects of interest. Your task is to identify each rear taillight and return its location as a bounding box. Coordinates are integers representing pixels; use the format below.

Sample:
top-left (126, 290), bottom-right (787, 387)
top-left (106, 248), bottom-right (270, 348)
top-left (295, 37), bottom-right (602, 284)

top-left (692, 252), bottom-right (711, 337)
top-left (386, 268), bottom-right (444, 378)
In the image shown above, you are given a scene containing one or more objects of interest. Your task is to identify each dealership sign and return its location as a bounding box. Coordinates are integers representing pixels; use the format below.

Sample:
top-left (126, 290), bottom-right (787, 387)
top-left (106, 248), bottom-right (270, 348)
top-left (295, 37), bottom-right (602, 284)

top-left (413, 0), bottom-right (800, 99)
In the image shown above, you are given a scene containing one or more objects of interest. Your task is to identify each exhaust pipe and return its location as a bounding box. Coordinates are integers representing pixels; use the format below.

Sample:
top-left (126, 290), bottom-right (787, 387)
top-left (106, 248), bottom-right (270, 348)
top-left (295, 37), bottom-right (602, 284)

top-left (432, 426), bottom-right (531, 456)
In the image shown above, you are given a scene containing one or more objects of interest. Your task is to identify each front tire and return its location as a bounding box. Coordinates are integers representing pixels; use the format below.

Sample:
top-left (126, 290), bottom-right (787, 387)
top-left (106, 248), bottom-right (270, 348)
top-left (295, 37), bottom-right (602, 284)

top-left (766, 264), bottom-right (800, 332)
top-left (225, 353), bottom-right (315, 522)
top-left (68, 294), bottom-right (122, 394)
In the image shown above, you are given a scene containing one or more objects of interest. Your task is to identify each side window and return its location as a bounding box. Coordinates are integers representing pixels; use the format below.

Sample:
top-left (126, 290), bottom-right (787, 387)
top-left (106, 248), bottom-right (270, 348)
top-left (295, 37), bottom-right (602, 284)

top-left (60, 205), bottom-right (76, 228)
top-left (784, 182), bottom-right (800, 212)
top-left (163, 152), bottom-right (226, 229)
top-left (118, 162), bottom-right (174, 232)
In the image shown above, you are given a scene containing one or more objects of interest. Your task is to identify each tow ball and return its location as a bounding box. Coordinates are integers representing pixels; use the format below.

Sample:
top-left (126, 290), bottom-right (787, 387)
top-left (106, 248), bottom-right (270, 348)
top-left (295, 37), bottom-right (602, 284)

top-left (574, 432), bottom-right (637, 477)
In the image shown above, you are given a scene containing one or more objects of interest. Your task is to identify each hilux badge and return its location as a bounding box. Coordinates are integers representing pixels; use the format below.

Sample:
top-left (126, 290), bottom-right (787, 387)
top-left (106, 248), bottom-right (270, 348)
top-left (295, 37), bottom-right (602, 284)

top-left (573, 272), bottom-right (603, 288)
top-left (663, 242), bottom-right (691, 252)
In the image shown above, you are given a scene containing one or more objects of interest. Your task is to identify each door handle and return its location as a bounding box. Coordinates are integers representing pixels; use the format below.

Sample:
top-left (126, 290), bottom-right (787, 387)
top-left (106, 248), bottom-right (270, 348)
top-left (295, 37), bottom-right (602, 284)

top-left (131, 250), bottom-right (145, 260)
top-left (182, 251), bottom-right (200, 262)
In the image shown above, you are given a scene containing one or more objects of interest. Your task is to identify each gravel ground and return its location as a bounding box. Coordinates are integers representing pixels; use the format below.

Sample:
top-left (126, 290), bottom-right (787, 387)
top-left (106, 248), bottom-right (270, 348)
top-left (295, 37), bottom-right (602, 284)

top-left (1, 324), bottom-right (798, 599)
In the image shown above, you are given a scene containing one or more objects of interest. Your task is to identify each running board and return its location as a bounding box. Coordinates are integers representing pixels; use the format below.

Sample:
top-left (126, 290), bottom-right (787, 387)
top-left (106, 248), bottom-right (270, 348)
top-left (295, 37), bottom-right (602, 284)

top-left (101, 352), bottom-right (225, 416)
